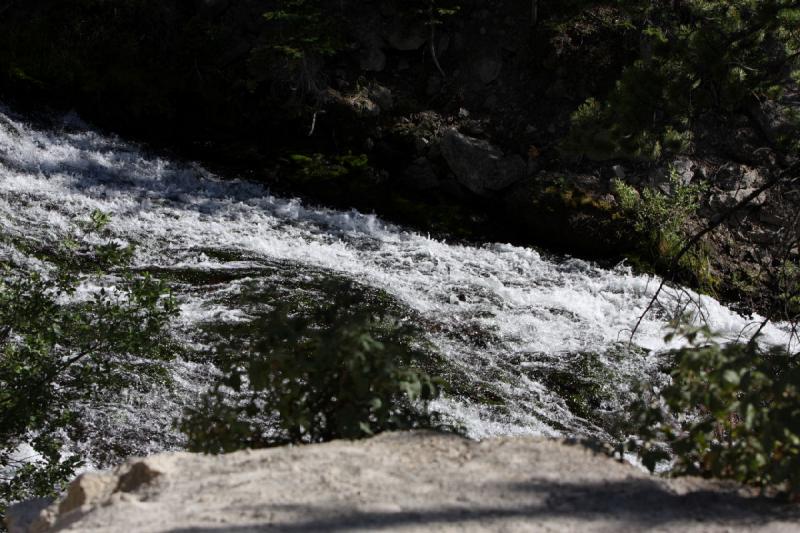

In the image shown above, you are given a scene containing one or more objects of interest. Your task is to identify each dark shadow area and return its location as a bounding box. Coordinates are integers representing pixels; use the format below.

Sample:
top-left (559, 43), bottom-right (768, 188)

top-left (165, 477), bottom-right (799, 532)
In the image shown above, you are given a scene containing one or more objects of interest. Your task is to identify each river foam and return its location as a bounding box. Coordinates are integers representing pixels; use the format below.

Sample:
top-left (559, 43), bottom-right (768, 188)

top-left (0, 107), bottom-right (790, 451)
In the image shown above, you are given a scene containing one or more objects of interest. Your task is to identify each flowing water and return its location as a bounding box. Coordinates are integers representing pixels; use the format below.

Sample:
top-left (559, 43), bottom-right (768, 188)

top-left (0, 107), bottom-right (791, 467)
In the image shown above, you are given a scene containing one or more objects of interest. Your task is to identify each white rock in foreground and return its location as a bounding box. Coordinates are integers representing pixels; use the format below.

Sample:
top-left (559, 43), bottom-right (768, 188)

top-left (8, 432), bottom-right (799, 532)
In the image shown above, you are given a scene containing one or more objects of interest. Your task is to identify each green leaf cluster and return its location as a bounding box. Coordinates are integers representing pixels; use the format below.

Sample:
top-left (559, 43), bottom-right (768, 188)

top-left (630, 327), bottom-right (800, 497)
top-left (0, 211), bottom-right (177, 517)
top-left (181, 279), bottom-right (443, 453)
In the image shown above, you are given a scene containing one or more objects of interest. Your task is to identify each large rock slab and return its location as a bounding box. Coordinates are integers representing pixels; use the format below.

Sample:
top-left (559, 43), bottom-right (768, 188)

top-left (8, 432), bottom-right (798, 532)
top-left (440, 129), bottom-right (525, 195)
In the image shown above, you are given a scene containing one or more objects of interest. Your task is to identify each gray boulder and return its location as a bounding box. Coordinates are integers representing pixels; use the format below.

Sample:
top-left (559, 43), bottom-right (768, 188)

top-left (359, 46), bottom-right (386, 72)
top-left (474, 48), bottom-right (502, 84)
top-left (440, 129), bottom-right (525, 195)
top-left (401, 157), bottom-right (440, 191)
top-left (385, 19), bottom-right (426, 51)
top-left (647, 157), bottom-right (705, 194)
top-left (11, 432), bottom-right (797, 533)
top-left (709, 187), bottom-right (768, 210)
top-left (714, 164), bottom-right (765, 191)
top-left (749, 98), bottom-right (799, 145)
top-left (368, 84), bottom-right (393, 111)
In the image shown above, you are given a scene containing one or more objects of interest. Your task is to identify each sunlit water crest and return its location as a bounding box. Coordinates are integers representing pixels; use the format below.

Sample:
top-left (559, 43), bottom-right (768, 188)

top-left (0, 107), bottom-right (791, 466)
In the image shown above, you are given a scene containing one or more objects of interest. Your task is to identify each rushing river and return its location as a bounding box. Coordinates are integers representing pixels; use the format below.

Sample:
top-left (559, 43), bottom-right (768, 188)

top-left (0, 106), bottom-right (790, 467)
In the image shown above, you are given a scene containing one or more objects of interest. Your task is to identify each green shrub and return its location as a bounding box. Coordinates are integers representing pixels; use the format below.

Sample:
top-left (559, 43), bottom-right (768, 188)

top-left (619, 173), bottom-right (702, 241)
top-left (630, 326), bottom-right (800, 497)
top-left (288, 152), bottom-right (370, 183)
top-left (0, 211), bottom-right (177, 517)
top-left (612, 168), bottom-right (712, 288)
top-left (778, 261), bottom-right (800, 319)
top-left (181, 280), bottom-right (443, 453)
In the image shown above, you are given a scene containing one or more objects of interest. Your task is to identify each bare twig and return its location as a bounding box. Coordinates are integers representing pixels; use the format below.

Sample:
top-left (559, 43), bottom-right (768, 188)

top-left (677, 287), bottom-right (708, 324)
top-left (308, 111), bottom-right (318, 136)
top-left (749, 316), bottom-right (771, 342)
top-left (0, 1), bottom-right (16, 17)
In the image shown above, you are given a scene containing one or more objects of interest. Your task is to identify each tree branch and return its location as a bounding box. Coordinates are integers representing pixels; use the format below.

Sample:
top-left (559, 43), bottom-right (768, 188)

top-left (630, 161), bottom-right (800, 342)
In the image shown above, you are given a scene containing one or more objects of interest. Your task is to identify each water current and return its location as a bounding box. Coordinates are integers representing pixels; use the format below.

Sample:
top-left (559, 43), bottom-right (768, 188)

top-left (0, 107), bottom-right (791, 467)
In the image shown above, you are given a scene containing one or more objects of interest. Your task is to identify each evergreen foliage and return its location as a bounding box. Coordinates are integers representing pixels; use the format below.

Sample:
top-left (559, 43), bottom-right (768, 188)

top-left (564, 0), bottom-right (800, 160)
top-left (262, 0), bottom-right (345, 60)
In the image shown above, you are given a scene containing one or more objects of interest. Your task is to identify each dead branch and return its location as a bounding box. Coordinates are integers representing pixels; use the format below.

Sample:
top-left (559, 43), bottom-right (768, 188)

top-left (629, 160), bottom-right (800, 343)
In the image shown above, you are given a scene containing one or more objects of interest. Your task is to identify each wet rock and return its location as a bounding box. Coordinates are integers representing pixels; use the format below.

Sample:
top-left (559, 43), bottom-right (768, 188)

top-left (360, 46), bottom-right (386, 72)
top-left (385, 19), bottom-right (426, 51)
top-left (368, 84), bottom-right (393, 110)
top-left (440, 129), bottom-right (525, 195)
top-left (474, 48), bottom-right (502, 84)
top-left (749, 98), bottom-right (799, 145)
top-left (401, 157), bottom-right (440, 191)
top-left (0, 113), bottom-right (21, 138)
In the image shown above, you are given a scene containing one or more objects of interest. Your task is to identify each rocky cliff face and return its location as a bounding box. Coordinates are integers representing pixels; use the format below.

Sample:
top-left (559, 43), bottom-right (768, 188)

top-left (8, 432), bottom-right (798, 532)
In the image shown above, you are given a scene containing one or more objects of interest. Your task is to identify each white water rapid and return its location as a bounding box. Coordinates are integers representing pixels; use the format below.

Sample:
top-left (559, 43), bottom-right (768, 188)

top-left (0, 107), bottom-right (791, 465)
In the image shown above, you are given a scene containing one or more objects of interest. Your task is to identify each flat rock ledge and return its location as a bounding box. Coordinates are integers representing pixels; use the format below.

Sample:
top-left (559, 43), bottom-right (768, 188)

top-left (7, 431), bottom-right (799, 532)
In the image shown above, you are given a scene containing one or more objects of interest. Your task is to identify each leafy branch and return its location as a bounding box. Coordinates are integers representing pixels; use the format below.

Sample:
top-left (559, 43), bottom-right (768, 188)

top-left (0, 210), bottom-right (177, 518)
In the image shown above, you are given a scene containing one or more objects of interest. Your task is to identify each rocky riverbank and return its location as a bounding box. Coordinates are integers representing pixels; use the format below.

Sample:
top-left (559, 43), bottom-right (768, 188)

top-left (8, 432), bottom-right (798, 532)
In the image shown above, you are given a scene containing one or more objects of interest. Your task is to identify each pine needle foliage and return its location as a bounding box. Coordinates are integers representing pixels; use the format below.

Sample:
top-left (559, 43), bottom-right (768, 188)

top-left (564, 0), bottom-right (800, 160)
